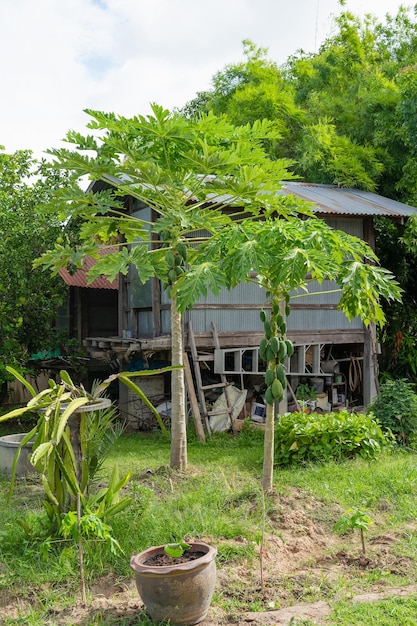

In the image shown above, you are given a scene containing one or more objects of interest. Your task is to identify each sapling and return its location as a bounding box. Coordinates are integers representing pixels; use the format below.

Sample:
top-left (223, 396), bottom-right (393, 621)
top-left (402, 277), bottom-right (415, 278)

top-left (164, 541), bottom-right (191, 558)
top-left (334, 509), bottom-right (372, 554)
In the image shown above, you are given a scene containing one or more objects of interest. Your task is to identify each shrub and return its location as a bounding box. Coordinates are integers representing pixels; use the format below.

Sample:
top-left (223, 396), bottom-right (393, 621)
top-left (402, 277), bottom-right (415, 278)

top-left (366, 378), bottom-right (417, 445)
top-left (274, 410), bottom-right (390, 466)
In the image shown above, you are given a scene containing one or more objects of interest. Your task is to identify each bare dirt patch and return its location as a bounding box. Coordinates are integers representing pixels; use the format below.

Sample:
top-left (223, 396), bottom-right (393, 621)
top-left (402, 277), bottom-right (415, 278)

top-left (1, 488), bottom-right (415, 625)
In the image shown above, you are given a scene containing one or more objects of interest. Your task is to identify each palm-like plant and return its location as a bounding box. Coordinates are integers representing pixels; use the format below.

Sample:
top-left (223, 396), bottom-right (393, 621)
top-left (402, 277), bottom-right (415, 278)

top-left (1, 365), bottom-right (175, 530)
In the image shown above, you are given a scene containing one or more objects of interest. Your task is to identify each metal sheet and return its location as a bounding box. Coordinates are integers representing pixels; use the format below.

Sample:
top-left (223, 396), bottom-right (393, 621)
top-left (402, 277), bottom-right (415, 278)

top-left (280, 182), bottom-right (417, 218)
top-left (59, 256), bottom-right (118, 290)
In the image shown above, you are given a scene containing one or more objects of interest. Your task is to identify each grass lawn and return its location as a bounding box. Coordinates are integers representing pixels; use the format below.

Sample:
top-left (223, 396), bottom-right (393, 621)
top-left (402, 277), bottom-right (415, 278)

top-left (1, 425), bottom-right (417, 624)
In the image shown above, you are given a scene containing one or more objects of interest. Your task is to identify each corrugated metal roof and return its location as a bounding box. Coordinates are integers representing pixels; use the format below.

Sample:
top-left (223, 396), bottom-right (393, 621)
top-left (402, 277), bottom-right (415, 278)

top-left (59, 252), bottom-right (119, 290)
top-left (280, 182), bottom-right (417, 218)
top-left (89, 176), bottom-right (417, 219)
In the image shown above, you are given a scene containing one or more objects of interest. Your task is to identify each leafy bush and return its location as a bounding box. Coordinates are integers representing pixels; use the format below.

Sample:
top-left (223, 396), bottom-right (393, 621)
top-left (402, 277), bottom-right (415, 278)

top-left (274, 410), bottom-right (390, 466)
top-left (366, 378), bottom-right (417, 445)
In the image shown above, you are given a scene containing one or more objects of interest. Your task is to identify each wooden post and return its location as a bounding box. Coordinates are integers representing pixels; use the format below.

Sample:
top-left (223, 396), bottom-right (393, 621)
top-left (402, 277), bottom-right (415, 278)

top-left (183, 352), bottom-right (206, 443)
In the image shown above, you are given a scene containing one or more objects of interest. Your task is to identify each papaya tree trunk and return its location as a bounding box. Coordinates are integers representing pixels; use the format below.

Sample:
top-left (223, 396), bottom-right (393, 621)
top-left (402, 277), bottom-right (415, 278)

top-left (170, 296), bottom-right (187, 469)
top-left (262, 389), bottom-right (275, 491)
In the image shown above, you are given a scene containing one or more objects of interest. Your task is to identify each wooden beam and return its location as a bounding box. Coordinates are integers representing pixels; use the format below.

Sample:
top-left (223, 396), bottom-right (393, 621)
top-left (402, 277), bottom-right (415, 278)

top-left (83, 329), bottom-right (365, 353)
top-left (183, 351), bottom-right (205, 443)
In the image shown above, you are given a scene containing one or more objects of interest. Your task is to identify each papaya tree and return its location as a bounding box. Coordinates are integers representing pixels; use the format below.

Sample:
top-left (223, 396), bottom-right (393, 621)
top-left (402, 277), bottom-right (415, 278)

top-left (36, 104), bottom-right (311, 470)
top-left (179, 216), bottom-right (402, 490)
top-left (38, 105), bottom-right (401, 479)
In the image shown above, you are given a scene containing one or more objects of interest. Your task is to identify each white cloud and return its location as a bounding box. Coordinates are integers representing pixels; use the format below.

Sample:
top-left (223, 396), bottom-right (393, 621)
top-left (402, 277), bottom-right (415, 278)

top-left (0, 0), bottom-right (410, 157)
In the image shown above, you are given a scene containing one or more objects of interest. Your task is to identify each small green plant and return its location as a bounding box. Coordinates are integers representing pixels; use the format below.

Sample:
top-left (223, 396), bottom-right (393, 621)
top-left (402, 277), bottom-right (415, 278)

top-left (164, 541), bottom-right (191, 558)
top-left (295, 382), bottom-right (317, 402)
top-left (334, 509), bottom-right (373, 554)
top-left (366, 378), bottom-right (417, 445)
top-left (274, 410), bottom-right (391, 465)
top-left (61, 504), bottom-right (126, 603)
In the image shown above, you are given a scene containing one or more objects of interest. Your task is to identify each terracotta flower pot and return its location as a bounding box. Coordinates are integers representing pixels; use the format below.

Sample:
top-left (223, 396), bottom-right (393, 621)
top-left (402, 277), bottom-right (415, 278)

top-left (130, 541), bottom-right (217, 626)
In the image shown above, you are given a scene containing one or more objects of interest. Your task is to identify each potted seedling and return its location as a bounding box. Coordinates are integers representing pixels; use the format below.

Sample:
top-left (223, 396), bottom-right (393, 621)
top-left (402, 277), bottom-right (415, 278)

top-left (130, 539), bottom-right (217, 626)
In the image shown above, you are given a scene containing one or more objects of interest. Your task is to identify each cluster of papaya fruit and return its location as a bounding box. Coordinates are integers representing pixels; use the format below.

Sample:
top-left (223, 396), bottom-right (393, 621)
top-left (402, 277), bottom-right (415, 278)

top-left (165, 243), bottom-right (188, 286)
top-left (259, 307), bottom-right (294, 406)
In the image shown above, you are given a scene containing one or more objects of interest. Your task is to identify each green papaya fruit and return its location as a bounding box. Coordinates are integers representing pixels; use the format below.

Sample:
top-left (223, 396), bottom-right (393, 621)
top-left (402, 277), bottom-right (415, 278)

top-left (277, 340), bottom-right (287, 362)
top-left (177, 242), bottom-right (188, 261)
top-left (168, 269), bottom-right (177, 283)
top-left (276, 313), bottom-right (284, 327)
top-left (269, 336), bottom-right (280, 356)
top-left (285, 339), bottom-right (294, 357)
top-left (266, 344), bottom-right (276, 362)
top-left (264, 319), bottom-right (272, 339)
top-left (165, 250), bottom-right (175, 267)
top-left (259, 310), bottom-right (267, 323)
top-left (276, 364), bottom-right (286, 386)
top-left (265, 386), bottom-right (274, 406)
top-left (280, 321), bottom-right (287, 335)
top-left (265, 367), bottom-right (276, 386)
top-left (272, 378), bottom-right (284, 401)
top-left (175, 265), bottom-right (185, 276)
top-left (259, 338), bottom-right (268, 361)
top-left (285, 304), bottom-right (290, 317)
top-left (272, 302), bottom-right (280, 315)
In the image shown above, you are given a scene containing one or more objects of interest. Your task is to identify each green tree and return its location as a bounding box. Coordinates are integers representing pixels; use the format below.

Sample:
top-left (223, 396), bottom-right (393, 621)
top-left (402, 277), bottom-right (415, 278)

top-left (182, 40), bottom-right (305, 161)
top-left (183, 9), bottom-right (417, 384)
top-left (0, 149), bottom-right (69, 392)
top-left (37, 105), bottom-right (300, 470)
top-left (295, 118), bottom-right (384, 190)
top-left (286, 8), bottom-right (417, 198)
top-left (38, 105), bottom-right (401, 485)
top-left (375, 217), bottom-right (417, 379)
top-left (286, 11), bottom-right (403, 193)
top-left (190, 217), bottom-right (401, 489)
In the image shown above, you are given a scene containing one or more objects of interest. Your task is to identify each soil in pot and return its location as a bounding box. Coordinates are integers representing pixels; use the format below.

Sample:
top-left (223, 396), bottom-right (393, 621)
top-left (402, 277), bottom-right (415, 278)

top-left (143, 549), bottom-right (206, 567)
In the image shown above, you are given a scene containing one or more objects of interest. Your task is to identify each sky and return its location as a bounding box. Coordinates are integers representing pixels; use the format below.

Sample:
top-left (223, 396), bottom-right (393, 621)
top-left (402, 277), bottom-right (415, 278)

top-left (0, 0), bottom-right (411, 159)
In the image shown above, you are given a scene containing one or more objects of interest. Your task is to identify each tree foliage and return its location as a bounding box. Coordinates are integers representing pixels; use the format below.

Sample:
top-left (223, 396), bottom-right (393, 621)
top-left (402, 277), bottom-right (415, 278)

top-left (36, 104), bottom-right (402, 486)
top-left (182, 6), bottom-right (417, 381)
top-left (37, 105), bottom-right (303, 471)
top-left (0, 150), bottom-right (69, 389)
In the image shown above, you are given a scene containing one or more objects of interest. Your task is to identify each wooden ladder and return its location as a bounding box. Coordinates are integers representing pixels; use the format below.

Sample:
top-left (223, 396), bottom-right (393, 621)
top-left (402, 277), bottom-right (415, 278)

top-left (187, 321), bottom-right (234, 434)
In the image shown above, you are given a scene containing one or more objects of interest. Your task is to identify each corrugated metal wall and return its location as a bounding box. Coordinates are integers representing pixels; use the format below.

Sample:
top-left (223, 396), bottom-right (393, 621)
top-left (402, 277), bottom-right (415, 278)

top-left (134, 216), bottom-right (365, 336)
top-left (186, 279), bottom-right (361, 334)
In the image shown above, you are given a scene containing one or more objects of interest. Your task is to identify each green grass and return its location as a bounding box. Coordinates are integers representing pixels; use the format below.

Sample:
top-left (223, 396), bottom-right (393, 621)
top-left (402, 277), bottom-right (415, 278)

top-left (327, 595), bottom-right (417, 625)
top-left (276, 451), bottom-right (417, 523)
top-left (2, 428), bottom-right (417, 624)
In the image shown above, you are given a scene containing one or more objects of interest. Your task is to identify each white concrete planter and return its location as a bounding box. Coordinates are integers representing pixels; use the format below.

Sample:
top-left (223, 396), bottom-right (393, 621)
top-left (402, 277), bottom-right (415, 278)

top-left (0, 433), bottom-right (34, 477)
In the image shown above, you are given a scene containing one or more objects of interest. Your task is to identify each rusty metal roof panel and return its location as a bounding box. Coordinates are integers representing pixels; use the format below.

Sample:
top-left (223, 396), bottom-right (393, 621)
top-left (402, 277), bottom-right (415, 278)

top-left (59, 260), bottom-right (119, 290)
top-left (59, 248), bottom-right (119, 290)
top-left (280, 182), bottom-right (417, 218)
